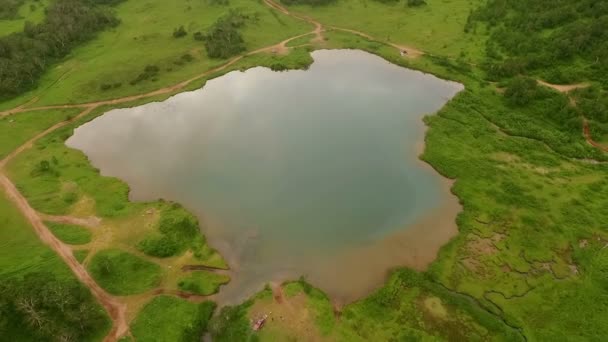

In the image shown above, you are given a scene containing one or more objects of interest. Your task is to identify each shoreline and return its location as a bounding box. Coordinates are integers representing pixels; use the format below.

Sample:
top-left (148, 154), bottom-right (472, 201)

top-left (63, 49), bottom-right (465, 310)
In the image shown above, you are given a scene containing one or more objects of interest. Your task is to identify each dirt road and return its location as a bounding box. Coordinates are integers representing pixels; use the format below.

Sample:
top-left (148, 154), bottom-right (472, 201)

top-left (537, 80), bottom-right (589, 93)
top-left (0, 172), bottom-right (128, 341)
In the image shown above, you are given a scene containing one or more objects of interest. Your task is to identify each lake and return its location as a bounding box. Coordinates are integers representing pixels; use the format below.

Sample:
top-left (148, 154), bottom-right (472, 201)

top-left (67, 50), bottom-right (463, 304)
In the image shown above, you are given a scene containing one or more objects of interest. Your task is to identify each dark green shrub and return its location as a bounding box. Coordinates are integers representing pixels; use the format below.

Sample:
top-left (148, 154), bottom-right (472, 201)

top-left (504, 76), bottom-right (541, 106)
top-left (137, 235), bottom-right (180, 258)
top-left (173, 25), bottom-right (187, 38)
top-left (407, 0), bottom-right (426, 7)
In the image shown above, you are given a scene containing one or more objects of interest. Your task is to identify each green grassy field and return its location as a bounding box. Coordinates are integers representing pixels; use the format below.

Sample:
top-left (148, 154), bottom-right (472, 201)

top-left (88, 249), bottom-right (162, 295)
top-left (74, 249), bottom-right (90, 263)
top-left (291, 0), bottom-right (487, 59)
top-left (0, 193), bottom-right (74, 279)
top-left (422, 86), bottom-right (608, 341)
top-left (0, 108), bottom-right (79, 159)
top-left (131, 296), bottom-right (216, 342)
top-left (46, 221), bottom-right (92, 245)
top-left (0, 0), bottom-right (48, 36)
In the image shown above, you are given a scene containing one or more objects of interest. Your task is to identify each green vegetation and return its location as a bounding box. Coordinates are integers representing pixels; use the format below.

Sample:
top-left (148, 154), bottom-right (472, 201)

top-left (574, 85), bottom-right (608, 142)
top-left (212, 275), bottom-right (519, 341)
top-left (202, 10), bottom-right (250, 59)
top-left (0, 0), bottom-right (123, 99)
top-left (0, 0), bottom-right (25, 20)
top-left (407, 0), bottom-right (426, 7)
top-left (289, 0), bottom-right (486, 60)
top-left (0, 192), bottom-right (110, 341)
top-left (177, 271), bottom-right (230, 296)
top-left (421, 84), bottom-right (608, 341)
top-left (0, 0), bottom-right (47, 36)
top-left (0, 0), bottom-right (310, 110)
top-left (468, 0), bottom-right (608, 86)
top-left (6, 104), bottom-right (227, 268)
top-left (131, 296), bottom-right (216, 342)
top-left (46, 222), bottom-right (92, 245)
top-left (74, 249), bottom-right (89, 263)
top-left (488, 77), bottom-right (605, 161)
top-left (210, 289), bottom-right (268, 342)
top-left (138, 204), bottom-right (204, 258)
top-left (88, 249), bottom-right (162, 295)
top-left (6, 114), bottom-right (134, 216)
top-left (0, 108), bottom-right (78, 159)
top-left (336, 270), bottom-right (519, 340)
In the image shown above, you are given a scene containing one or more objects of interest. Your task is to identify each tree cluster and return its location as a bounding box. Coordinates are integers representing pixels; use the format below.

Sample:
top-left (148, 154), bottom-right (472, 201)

top-left (173, 25), bottom-right (187, 38)
top-left (468, 0), bottom-right (608, 86)
top-left (202, 10), bottom-right (249, 59)
top-left (575, 86), bottom-right (608, 124)
top-left (504, 76), bottom-right (542, 107)
top-left (0, 272), bottom-right (108, 341)
top-left (0, 0), bottom-right (123, 99)
top-left (0, 0), bottom-right (25, 20)
top-left (138, 204), bottom-right (201, 258)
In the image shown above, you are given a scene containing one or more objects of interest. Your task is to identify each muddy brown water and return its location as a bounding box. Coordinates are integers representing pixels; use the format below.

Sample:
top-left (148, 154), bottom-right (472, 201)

top-left (67, 50), bottom-right (463, 305)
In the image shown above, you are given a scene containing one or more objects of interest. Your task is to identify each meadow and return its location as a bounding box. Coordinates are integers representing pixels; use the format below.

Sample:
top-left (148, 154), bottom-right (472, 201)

top-left (0, 0), bottom-right (48, 35)
top-left (46, 221), bottom-right (93, 245)
top-left (130, 296), bottom-right (216, 342)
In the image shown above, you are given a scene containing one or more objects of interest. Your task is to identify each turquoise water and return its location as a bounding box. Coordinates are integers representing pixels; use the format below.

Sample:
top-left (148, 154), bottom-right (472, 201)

top-left (67, 50), bottom-right (462, 302)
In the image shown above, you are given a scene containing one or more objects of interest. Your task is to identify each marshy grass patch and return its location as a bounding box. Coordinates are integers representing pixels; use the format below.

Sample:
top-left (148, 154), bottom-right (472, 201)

top-left (88, 249), bottom-right (163, 295)
top-left (46, 221), bottom-right (92, 245)
top-left (131, 295), bottom-right (216, 342)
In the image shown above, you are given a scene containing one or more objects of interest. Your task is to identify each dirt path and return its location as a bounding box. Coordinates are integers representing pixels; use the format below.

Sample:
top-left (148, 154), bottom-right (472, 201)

top-left (537, 80), bottom-right (608, 153)
top-left (329, 26), bottom-right (424, 57)
top-left (537, 80), bottom-right (589, 93)
top-left (0, 173), bottom-right (128, 341)
top-left (0, 106), bottom-right (96, 168)
top-left (583, 118), bottom-right (608, 152)
top-left (40, 213), bottom-right (102, 228)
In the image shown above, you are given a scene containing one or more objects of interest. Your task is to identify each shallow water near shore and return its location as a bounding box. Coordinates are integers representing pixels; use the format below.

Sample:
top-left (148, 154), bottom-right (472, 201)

top-left (67, 49), bottom-right (463, 304)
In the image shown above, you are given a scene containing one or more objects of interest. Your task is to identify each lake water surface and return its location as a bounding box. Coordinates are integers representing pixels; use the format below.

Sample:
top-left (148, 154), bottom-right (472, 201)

top-left (68, 50), bottom-right (463, 304)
